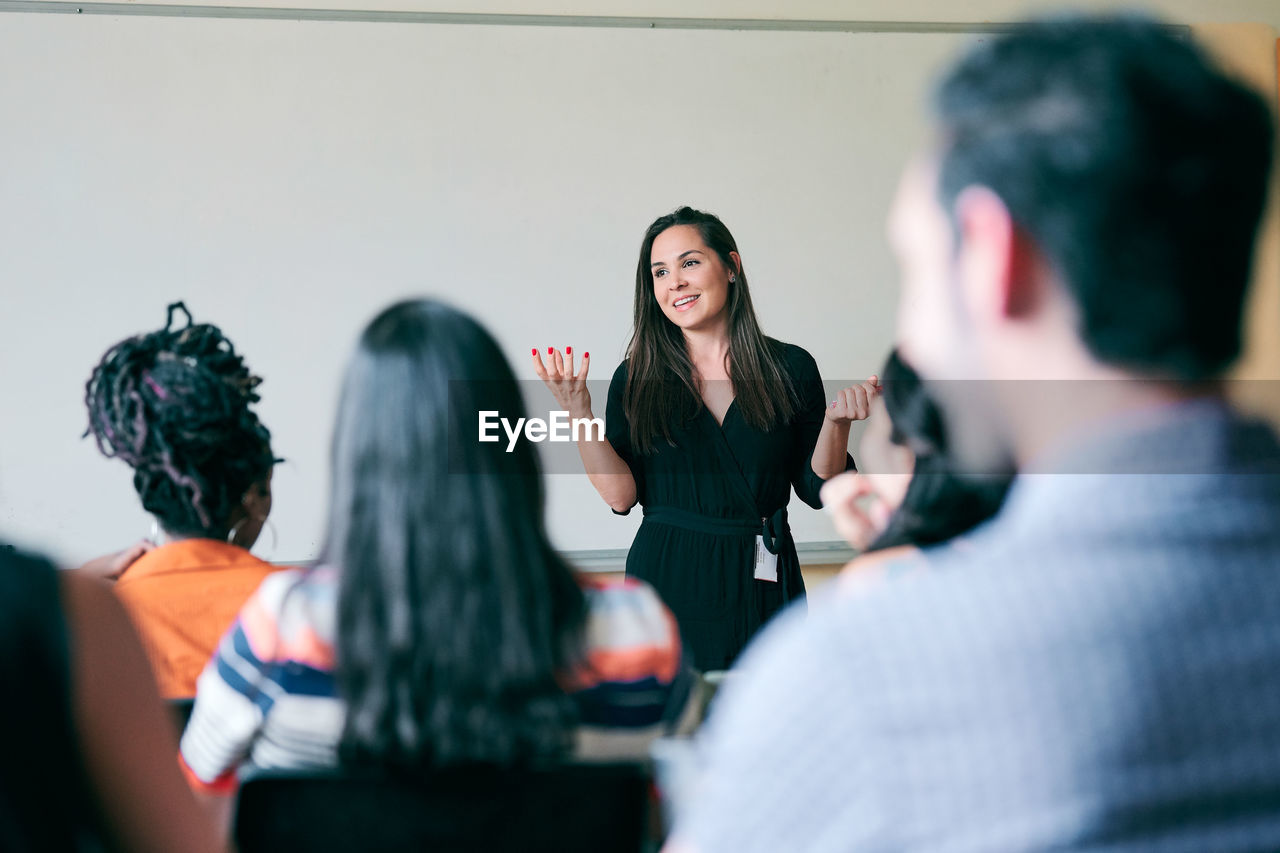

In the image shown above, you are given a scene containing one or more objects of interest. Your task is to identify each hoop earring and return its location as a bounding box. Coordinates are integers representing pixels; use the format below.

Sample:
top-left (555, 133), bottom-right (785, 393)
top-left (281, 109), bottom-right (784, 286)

top-left (259, 518), bottom-right (278, 560)
top-left (228, 516), bottom-right (278, 560)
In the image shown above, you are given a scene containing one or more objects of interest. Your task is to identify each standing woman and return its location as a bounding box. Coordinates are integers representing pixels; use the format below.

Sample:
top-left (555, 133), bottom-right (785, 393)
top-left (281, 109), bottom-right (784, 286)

top-left (534, 207), bottom-right (877, 670)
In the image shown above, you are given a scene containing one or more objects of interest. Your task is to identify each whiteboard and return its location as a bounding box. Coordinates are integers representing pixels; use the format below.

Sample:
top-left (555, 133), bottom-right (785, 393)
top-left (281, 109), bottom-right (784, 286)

top-left (0, 10), bottom-right (973, 564)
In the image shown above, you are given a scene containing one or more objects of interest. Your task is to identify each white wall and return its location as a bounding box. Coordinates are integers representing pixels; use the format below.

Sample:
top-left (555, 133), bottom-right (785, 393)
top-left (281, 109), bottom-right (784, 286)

top-left (17, 0), bottom-right (1279, 28)
top-left (0, 12), bottom-right (977, 564)
top-left (1, 1), bottom-right (1275, 567)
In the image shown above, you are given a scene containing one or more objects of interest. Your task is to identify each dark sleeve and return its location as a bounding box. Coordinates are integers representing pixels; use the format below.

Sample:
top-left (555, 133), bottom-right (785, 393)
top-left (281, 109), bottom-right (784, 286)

top-left (787, 345), bottom-right (854, 510)
top-left (604, 360), bottom-right (644, 516)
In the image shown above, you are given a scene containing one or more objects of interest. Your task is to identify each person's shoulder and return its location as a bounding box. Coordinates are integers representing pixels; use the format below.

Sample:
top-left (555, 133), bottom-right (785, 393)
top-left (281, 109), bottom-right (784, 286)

top-left (735, 599), bottom-right (824, 673)
top-left (766, 338), bottom-right (819, 377)
top-left (695, 600), bottom-right (855, 758)
top-left (240, 566), bottom-right (337, 653)
top-left (576, 575), bottom-right (681, 679)
top-left (252, 564), bottom-right (308, 604)
top-left (834, 545), bottom-right (927, 596)
top-left (715, 561), bottom-right (968, 729)
top-left (229, 566), bottom-right (337, 671)
top-left (609, 357), bottom-right (630, 387)
top-left (671, 600), bottom-right (870, 852)
top-left (59, 570), bottom-right (144, 676)
top-left (815, 525), bottom-right (1090, 664)
top-left (262, 565), bottom-right (337, 613)
top-left (579, 574), bottom-right (673, 631)
top-left (775, 547), bottom-right (969, 660)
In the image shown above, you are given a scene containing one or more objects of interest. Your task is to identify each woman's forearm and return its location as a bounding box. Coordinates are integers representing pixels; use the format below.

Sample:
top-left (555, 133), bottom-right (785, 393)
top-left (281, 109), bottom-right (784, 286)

top-left (573, 407), bottom-right (638, 512)
top-left (810, 418), bottom-right (852, 481)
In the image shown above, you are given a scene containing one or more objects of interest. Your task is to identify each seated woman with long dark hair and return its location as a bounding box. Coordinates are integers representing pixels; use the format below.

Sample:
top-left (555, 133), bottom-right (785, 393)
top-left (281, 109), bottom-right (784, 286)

top-left (180, 299), bottom-right (697, 803)
top-left (821, 349), bottom-right (1012, 574)
top-left (83, 302), bottom-right (280, 698)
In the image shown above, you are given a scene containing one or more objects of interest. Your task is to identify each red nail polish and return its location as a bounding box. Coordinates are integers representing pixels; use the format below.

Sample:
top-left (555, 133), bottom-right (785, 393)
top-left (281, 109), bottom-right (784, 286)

top-left (548, 347), bottom-right (553, 354)
top-left (584, 352), bottom-right (589, 359)
top-left (531, 348), bottom-right (537, 356)
top-left (566, 346), bottom-right (572, 354)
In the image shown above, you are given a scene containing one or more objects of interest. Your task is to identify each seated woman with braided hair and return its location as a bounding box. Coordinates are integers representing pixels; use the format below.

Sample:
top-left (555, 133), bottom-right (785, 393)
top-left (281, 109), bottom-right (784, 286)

top-left (83, 301), bottom-right (281, 698)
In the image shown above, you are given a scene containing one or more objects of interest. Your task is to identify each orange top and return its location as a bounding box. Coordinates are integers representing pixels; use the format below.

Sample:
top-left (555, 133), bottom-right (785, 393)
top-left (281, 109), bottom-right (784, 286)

top-left (114, 538), bottom-right (282, 699)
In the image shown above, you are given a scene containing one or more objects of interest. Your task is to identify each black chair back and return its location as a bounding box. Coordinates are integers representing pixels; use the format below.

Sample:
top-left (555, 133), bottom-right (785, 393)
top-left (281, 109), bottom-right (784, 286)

top-left (233, 762), bottom-right (651, 853)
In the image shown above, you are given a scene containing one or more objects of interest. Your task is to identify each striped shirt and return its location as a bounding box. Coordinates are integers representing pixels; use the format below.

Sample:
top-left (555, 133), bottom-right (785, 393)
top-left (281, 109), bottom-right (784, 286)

top-left (180, 566), bottom-right (697, 794)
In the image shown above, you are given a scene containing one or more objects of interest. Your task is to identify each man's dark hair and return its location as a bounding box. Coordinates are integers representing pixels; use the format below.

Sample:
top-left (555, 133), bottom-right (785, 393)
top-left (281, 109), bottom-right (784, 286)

top-left (935, 15), bottom-right (1274, 377)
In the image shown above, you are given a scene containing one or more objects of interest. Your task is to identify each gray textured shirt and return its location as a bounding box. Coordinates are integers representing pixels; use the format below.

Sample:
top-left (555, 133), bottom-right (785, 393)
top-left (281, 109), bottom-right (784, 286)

top-left (678, 400), bottom-right (1280, 852)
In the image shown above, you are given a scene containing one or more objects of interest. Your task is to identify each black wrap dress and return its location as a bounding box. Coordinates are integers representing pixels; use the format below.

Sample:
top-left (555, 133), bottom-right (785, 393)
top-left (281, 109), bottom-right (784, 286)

top-left (605, 341), bottom-right (853, 671)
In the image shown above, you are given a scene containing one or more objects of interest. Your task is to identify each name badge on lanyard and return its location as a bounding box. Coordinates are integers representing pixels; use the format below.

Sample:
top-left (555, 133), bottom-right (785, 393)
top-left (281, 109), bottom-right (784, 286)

top-left (753, 534), bottom-right (779, 583)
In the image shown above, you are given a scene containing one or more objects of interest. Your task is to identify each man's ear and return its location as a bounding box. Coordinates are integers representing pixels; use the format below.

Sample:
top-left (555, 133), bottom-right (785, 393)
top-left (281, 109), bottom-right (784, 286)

top-left (953, 185), bottom-right (1021, 322)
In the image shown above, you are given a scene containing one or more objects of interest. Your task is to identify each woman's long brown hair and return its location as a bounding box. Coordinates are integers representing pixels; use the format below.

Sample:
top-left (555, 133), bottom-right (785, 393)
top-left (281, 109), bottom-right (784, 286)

top-left (624, 207), bottom-right (800, 454)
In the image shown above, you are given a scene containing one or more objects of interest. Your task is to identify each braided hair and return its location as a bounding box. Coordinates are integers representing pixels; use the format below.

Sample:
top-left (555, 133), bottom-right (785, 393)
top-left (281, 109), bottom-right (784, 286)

top-left (84, 302), bottom-right (276, 539)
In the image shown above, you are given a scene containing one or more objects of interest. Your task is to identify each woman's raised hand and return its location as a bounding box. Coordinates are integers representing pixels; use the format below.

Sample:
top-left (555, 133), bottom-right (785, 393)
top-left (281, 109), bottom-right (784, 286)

top-left (825, 375), bottom-right (882, 424)
top-left (531, 346), bottom-right (592, 417)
